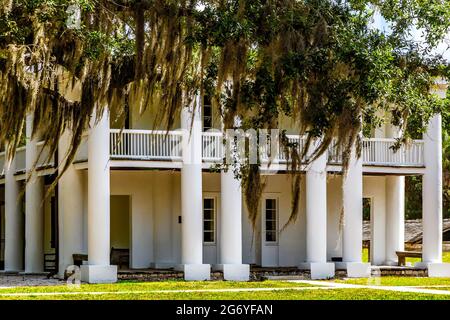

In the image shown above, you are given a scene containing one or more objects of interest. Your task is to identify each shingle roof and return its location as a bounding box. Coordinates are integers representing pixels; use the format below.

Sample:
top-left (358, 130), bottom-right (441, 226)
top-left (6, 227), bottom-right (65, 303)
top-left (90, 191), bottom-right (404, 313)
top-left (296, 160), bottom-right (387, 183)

top-left (363, 219), bottom-right (450, 243)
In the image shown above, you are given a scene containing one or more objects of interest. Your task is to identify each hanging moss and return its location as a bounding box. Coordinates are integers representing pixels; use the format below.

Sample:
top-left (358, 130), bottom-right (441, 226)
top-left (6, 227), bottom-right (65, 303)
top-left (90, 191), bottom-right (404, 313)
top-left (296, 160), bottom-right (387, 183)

top-left (0, 0), bottom-right (448, 230)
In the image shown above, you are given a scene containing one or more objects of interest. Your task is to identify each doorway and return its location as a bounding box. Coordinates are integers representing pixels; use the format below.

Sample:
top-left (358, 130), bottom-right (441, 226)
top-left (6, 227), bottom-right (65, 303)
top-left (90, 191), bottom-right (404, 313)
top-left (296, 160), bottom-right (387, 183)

top-left (110, 195), bottom-right (130, 269)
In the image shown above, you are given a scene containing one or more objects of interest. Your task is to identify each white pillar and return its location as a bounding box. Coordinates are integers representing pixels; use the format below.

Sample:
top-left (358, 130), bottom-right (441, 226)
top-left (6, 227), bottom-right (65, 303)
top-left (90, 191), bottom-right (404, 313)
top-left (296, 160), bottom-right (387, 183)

top-left (304, 144), bottom-right (334, 279)
top-left (4, 147), bottom-right (24, 272)
top-left (342, 139), bottom-right (370, 277)
top-left (417, 114), bottom-right (450, 276)
top-left (80, 108), bottom-right (117, 283)
top-left (24, 114), bottom-right (44, 273)
top-left (385, 176), bottom-right (405, 265)
top-left (218, 167), bottom-right (250, 280)
top-left (179, 96), bottom-right (210, 280)
top-left (58, 130), bottom-right (85, 278)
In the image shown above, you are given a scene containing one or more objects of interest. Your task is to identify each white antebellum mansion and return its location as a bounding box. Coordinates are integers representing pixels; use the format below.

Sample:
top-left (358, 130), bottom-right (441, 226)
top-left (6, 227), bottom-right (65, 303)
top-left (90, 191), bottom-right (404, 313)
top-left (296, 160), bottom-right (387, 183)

top-left (0, 83), bottom-right (449, 283)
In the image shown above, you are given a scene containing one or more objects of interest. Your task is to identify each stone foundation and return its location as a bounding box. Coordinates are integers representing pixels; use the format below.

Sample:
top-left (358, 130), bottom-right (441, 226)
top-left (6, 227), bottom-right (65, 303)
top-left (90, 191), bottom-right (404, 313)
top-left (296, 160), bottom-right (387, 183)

top-left (116, 266), bottom-right (429, 282)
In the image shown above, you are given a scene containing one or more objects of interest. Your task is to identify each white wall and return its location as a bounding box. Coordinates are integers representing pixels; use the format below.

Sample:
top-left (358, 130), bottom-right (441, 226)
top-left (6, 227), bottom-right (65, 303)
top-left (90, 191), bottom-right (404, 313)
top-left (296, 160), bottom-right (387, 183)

top-left (363, 176), bottom-right (387, 265)
top-left (327, 175), bottom-right (343, 260)
top-left (242, 174), bottom-right (306, 267)
top-left (111, 171), bottom-right (154, 268)
top-left (106, 170), bottom-right (392, 268)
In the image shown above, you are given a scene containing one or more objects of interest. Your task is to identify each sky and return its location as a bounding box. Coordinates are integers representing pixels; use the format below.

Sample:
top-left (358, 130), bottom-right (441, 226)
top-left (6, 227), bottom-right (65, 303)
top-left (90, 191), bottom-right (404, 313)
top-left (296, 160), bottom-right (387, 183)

top-left (372, 11), bottom-right (450, 62)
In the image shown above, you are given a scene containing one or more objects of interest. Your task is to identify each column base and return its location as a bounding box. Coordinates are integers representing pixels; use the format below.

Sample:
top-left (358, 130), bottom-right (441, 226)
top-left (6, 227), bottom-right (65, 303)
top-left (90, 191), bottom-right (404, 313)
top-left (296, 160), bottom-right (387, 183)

top-left (213, 264), bottom-right (250, 281)
top-left (80, 265), bottom-right (117, 284)
top-left (336, 262), bottom-right (371, 278)
top-left (415, 262), bottom-right (450, 277)
top-left (176, 264), bottom-right (211, 281)
top-left (299, 262), bottom-right (335, 280)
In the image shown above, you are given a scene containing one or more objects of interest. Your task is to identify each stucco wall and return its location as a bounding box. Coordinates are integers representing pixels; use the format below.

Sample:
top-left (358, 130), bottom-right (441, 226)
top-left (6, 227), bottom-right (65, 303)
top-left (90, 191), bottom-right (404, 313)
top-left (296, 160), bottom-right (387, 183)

top-left (104, 170), bottom-right (391, 268)
top-left (326, 175), bottom-right (388, 264)
top-left (363, 176), bottom-right (387, 265)
top-left (110, 171), bottom-right (154, 268)
top-left (242, 174), bottom-right (306, 267)
top-left (327, 174), bottom-right (343, 260)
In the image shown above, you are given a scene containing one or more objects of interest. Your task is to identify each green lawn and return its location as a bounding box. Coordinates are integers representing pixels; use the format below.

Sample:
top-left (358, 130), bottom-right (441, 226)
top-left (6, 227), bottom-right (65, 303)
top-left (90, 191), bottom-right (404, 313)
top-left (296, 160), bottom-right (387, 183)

top-left (2, 249), bottom-right (450, 300)
top-left (0, 280), bottom-right (312, 294)
top-left (334, 276), bottom-right (450, 287)
top-left (0, 289), bottom-right (448, 300)
top-left (362, 249), bottom-right (450, 265)
top-left (0, 279), bottom-right (450, 300)
top-left (0, 282), bottom-right (448, 300)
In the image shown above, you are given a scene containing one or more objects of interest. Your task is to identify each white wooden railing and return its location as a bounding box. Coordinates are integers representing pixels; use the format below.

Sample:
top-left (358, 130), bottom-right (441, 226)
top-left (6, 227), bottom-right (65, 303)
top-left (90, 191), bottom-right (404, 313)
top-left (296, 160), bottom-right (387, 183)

top-left (14, 146), bottom-right (26, 172)
top-left (36, 141), bottom-right (55, 168)
top-left (110, 129), bottom-right (183, 160)
top-left (202, 131), bottom-right (223, 161)
top-left (200, 134), bottom-right (424, 167)
top-left (0, 132), bottom-right (427, 176)
top-left (361, 138), bottom-right (424, 167)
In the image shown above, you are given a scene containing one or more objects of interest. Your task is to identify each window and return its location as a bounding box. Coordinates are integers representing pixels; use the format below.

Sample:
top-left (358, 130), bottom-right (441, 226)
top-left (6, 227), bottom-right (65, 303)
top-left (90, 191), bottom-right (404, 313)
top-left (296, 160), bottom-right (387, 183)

top-left (265, 198), bottom-right (278, 243)
top-left (203, 96), bottom-right (213, 131)
top-left (203, 198), bottom-right (216, 244)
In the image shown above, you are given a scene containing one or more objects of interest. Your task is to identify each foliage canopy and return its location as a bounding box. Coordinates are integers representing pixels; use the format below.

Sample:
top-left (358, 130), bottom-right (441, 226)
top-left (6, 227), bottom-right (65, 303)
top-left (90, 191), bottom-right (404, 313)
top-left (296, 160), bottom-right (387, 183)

top-left (0, 0), bottom-right (449, 226)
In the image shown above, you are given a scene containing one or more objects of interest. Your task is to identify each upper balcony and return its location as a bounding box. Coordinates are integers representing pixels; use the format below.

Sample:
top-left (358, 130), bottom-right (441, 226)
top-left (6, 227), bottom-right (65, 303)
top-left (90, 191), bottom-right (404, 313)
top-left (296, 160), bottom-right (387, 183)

top-left (0, 129), bottom-right (426, 181)
top-left (0, 141), bottom-right (55, 181)
top-left (74, 129), bottom-right (425, 175)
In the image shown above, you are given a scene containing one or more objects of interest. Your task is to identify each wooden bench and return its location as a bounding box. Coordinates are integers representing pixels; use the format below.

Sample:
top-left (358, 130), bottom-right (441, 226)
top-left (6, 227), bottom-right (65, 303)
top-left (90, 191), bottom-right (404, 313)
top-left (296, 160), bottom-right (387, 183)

top-left (72, 249), bottom-right (129, 269)
top-left (110, 248), bottom-right (129, 269)
top-left (396, 251), bottom-right (422, 266)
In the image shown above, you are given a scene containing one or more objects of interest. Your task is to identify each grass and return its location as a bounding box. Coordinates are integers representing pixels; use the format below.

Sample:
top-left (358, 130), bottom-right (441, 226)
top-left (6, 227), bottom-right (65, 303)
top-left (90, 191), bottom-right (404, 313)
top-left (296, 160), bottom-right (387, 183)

top-left (1, 278), bottom-right (450, 300)
top-left (334, 276), bottom-right (450, 287)
top-left (0, 280), bottom-right (313, 294)
top-left (362, 248), bottom-right (450, 265)
top-left (2, 249), bottom-right (450, 300)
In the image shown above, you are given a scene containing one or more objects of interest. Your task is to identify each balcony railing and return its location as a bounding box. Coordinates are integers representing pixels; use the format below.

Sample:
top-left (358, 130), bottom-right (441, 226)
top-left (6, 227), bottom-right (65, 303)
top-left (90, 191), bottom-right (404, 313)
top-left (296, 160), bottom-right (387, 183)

top-left (110, 129), bottom-right (183, 161)
top-left (109, 130), bottom-right (424, 167)
top-left (361, 138), bottom-right (424, 167)
top-left (1, 130), bottom-right (426, 176)
top-left (0, 142), bottom-right (54, 176)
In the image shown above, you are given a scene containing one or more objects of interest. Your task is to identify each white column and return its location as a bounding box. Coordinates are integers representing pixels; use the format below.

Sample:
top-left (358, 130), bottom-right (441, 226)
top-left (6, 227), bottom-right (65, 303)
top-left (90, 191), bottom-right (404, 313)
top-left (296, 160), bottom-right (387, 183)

top-left (418, 114), bottom-right (450, 276)
top-left (385, 176), bottom-right (405, 265)
top-left (4, 147), bottom-right (24, 272)
top-left (24, 114), bottom-right (44, 273)
top-left (80, 108), bottom-right (117, 283)
top-left (304, 144), bottom-right (334, 279)
top-left (218, 168), bottom-right (250, 280)
top-left (179, 96), bottom-right (210, 280)
top-left (342, 139), bottom-right (370, 277)
top-left (58, 130), bottom-right (85, 278)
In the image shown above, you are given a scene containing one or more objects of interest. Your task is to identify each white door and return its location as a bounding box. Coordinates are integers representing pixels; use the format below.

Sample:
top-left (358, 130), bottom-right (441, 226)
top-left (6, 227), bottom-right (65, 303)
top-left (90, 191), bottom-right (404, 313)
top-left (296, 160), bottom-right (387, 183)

top-left (261, 196), bottom-right (279, 266)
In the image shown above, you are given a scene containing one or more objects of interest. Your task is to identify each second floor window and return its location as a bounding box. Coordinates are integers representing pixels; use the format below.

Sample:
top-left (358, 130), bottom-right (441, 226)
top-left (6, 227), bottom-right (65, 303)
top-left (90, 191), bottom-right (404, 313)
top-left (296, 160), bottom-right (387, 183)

top-left (203, 96), bottom-right (213, 131)
top-left (203, 197), bottom-right (216, 244)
